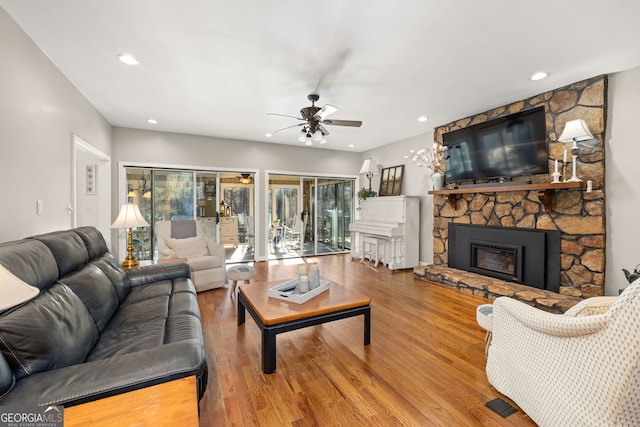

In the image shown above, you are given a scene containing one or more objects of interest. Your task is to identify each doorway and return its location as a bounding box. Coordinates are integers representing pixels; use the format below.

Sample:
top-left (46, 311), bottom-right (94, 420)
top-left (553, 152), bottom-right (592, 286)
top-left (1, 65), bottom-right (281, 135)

top-left (268, 173), bottom-right (353, 259)
top-left (72, 135), bottom-right (111, 244)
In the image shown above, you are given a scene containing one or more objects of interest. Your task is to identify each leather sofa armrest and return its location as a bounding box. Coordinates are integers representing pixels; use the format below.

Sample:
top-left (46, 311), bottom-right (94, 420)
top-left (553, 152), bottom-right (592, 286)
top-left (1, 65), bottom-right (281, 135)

top-left (0, 340), bottom-right (206, 407)
top-left (125, 262), bottom-right (191, 288)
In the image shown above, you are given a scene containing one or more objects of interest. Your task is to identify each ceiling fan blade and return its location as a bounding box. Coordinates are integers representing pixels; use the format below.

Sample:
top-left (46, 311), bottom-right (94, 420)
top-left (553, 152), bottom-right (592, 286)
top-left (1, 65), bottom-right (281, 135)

top-left (273, 123), bottom-right (306, 133)
top-left (314, 104), bottom-right (338, 121)
top-left (322, 119), bottom-right (362, 127)
top-left (267, 113), bottom-right (305, 121)
top-left (318, 124), bottom-right (330, 136)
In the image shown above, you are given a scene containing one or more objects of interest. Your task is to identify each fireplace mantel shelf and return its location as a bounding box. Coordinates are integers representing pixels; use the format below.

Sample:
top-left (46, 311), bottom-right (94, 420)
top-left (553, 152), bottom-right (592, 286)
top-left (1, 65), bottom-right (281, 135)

top-left (428, 182), bottom-right (584, 211)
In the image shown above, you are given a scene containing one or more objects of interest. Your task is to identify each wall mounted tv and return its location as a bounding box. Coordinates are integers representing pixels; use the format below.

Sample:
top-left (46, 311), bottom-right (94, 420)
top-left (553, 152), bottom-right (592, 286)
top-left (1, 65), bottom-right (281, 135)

top-left (443, 106), bottom-right (548, 183)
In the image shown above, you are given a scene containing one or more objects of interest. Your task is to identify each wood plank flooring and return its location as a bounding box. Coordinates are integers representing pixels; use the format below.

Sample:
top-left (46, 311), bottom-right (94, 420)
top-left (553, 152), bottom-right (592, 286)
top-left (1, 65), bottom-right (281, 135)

top-left (197, 254), bottom-right (535, 426)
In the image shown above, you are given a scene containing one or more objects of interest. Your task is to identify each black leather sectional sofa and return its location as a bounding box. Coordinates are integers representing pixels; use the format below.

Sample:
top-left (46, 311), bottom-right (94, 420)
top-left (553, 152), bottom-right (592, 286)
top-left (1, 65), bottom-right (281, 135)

top-left (0, 226), bottom-right (208, 406)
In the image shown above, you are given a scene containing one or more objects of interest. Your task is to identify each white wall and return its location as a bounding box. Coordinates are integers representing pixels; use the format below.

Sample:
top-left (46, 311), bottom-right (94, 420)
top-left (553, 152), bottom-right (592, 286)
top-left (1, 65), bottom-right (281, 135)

top-left (362, 131), bottom-right (435, 265)
top-left (605, 66), bottom-right (640, 295)
top-left (0, 8), bottom-right (112, 242)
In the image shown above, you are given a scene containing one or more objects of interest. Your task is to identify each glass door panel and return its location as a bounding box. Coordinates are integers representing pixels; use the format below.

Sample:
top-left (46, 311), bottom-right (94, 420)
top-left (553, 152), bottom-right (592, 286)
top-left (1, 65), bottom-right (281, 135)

top-left (196, 172), bottom-right (217, 241)
top-left (125, 168), bottom-right (153, 261)
top-left (300, 177), bottom-right (315, 256)
top-left (315, 178), bottom-right (353, 254)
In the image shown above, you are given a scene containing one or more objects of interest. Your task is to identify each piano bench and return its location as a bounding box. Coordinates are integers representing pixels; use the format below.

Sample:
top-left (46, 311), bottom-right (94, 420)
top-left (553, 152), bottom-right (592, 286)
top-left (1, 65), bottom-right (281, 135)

top-left (361, 235), bottom-right (387, 267)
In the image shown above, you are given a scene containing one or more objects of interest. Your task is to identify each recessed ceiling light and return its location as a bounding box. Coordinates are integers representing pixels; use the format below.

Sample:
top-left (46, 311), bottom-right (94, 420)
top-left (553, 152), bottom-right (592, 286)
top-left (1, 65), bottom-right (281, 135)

top-left (147, 118), bottom-right (157, 124)
top-left (117, 53), bottom-right (139, 66)
top-left (348, 144), bottom-right (355, 148)
top-left (265, 133), bottom-right (272, 138)
top-left (530, 72), bottom-right (548, 81)
top-left (417, 116), bottom-right (429, 122)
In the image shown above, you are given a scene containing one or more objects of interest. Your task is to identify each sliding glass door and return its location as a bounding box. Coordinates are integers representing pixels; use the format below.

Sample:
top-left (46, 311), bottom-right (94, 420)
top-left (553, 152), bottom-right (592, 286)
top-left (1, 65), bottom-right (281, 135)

top-left (268, 174), bottom-right (353, 259)
top-left (315, 178), bottom-right (353, 254)
top-left (125, 168), bottom-right (255, 263)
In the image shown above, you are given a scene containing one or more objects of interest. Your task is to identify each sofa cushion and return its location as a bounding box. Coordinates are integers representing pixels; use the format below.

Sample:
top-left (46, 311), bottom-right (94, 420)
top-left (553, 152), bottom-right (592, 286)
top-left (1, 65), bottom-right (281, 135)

top-left (58, 264), bottom-right (119, 332)
top-left (188, 255), bottom-right (222, 270)
top-left (0, 284), bottom-right (98, 380)
top-left (74, 226), bottom-right (109, 260)
top-left (33, 231), bottom-right (89, 277)
top-left (86, 318), bottom-right (167, 362)
top-left (166, 236), bottom-right (208, 258)
top-left (0, 240), bottom-right (59, 291)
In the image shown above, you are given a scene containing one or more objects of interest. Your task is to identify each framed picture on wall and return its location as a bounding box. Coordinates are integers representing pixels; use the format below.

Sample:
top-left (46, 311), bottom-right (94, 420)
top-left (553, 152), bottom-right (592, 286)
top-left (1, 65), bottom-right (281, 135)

top-left (379, 165), bottom-right (404, 196)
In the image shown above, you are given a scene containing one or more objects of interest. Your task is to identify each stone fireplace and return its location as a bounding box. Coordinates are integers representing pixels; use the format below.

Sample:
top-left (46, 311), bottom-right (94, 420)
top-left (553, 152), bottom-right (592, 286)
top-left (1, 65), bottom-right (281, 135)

top-left (414, 75), bottom-right (607, 313)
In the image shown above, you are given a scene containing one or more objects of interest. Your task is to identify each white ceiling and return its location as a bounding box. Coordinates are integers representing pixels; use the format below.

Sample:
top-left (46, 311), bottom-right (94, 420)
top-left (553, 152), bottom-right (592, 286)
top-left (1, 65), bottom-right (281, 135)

top-left (2, 0), bottom-right (639, 152)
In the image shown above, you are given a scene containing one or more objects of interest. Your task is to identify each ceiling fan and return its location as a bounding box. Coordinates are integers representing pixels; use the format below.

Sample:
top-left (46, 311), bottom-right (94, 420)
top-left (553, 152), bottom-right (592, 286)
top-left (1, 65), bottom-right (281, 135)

top-left (268, 94), bottom-right (362, 145)
top-left (237, 173), bottom-right (253, 184)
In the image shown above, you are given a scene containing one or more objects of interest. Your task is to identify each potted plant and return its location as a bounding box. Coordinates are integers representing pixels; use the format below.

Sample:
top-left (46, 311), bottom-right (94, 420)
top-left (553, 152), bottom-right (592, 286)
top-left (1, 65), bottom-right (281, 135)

top-left (357, 187), bottom-right (377, 201)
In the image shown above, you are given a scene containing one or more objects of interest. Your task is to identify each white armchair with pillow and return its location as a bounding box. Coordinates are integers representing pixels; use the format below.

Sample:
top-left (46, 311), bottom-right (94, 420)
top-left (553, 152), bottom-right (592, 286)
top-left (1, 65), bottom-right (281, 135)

top-left (485, 279), bottom-right (640, 426)
top-left (156, 220), bottom-right (226, 292)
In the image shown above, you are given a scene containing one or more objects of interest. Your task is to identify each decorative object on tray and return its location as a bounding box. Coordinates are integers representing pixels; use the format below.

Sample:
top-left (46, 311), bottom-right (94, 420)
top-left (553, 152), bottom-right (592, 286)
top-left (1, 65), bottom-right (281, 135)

top-left (269, 263), bottom-right (327, 303)
top-left (268, 279), bottom-right (331, 304)
top-left (379, 165), bottom-right (404, 196)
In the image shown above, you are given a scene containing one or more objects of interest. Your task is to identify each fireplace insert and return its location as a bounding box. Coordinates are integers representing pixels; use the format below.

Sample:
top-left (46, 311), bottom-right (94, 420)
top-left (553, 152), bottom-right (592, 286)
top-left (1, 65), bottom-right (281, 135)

top-left (449, 224), bottom-right (560, 292)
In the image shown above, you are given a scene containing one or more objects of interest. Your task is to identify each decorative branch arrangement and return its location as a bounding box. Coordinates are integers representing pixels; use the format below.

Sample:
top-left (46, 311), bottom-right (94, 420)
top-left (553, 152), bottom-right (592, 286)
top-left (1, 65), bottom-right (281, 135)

top-left (404, 144), bottom-right (447, 172)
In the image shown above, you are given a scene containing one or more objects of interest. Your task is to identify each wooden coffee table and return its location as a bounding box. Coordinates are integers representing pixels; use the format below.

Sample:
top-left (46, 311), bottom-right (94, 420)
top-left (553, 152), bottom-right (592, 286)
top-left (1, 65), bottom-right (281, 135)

top-left (237, 280), bottom-right (371, 374)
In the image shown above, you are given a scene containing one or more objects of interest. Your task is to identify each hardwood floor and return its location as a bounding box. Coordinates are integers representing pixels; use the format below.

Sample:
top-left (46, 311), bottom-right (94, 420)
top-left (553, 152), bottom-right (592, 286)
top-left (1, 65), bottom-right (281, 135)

top-left (197, 254), bottom-right (535, 426)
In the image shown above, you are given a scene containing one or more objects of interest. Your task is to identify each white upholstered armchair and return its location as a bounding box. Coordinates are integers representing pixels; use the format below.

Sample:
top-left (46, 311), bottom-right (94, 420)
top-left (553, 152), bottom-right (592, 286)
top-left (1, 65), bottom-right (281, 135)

top-left (156, 220), bottom-right (226, 292)
top-left (486, 279), bottom-right (640, 426)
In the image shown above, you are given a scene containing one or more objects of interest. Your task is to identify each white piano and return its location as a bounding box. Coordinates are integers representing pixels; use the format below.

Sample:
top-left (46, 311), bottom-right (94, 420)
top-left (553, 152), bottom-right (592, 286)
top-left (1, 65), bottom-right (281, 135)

top-left (349, 195), bottom-right (419, 270)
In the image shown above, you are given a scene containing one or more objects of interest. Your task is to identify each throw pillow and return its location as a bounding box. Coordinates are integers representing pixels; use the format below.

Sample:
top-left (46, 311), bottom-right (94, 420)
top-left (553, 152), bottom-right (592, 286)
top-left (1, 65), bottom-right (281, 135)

top-left (165, 236), bottom-right (209, 258)
top-left (0, 264), bottom-right (39, 311)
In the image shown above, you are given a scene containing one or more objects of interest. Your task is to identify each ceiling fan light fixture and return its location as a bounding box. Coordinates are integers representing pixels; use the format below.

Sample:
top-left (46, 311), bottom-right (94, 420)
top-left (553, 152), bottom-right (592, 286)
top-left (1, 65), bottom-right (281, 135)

top-left (313, 130), bottom-right (323, 142)
top-left (298, 132), bottom-right (307, 143)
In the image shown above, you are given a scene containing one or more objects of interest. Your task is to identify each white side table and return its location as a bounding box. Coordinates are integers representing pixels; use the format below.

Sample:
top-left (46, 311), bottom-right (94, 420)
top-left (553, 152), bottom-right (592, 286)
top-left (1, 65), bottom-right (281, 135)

top-left (227, 264), bottom-right (255, 297)
top-left (476, 304), bottom-right (494, 354)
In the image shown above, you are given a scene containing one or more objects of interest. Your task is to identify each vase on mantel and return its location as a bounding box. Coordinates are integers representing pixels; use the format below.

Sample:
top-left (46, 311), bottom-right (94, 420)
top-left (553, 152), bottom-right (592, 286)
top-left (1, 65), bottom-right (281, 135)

top-left (432, 172), bottom-right (444, 190)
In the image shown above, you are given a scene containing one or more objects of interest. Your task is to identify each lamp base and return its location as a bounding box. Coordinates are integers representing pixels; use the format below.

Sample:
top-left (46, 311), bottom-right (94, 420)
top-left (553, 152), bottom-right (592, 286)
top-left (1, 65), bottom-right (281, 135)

top-left (121, 227), bottom-right (140, 270)
top-left (121, 256), bottom-right (140, 270)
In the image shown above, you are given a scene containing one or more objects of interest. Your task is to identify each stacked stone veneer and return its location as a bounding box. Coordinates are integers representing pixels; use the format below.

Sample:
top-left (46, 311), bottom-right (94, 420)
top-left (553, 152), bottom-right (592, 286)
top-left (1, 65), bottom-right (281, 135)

top-left (414, 75), bottom-right (607, 313)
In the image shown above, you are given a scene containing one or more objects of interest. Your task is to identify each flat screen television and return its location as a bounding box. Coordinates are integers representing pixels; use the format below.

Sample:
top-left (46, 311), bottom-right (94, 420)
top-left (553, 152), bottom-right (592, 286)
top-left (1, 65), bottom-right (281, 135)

top-left (442, 106), bottom-right (548, 184)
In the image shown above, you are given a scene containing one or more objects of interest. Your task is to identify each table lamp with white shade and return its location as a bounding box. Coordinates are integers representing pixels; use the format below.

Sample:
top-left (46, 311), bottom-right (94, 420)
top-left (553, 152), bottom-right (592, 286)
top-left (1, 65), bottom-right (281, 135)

top-left (558, 119), bottom-right (594, 182)
top-left (111, 203), bottom-right (150, 269)
top-left (359, 158), bottom-right (379, 192)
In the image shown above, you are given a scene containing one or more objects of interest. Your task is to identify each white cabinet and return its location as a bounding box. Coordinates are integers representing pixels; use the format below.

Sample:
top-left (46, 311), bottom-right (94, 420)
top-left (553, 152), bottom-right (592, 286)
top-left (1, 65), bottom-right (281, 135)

top-left (220, 216), bottom-right (238, 247)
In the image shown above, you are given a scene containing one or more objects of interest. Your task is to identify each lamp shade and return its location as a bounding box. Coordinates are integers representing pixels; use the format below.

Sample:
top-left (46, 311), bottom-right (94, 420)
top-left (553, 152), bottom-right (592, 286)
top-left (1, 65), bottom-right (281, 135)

top-left (111, 203), bottom-right (150, 229)
top-left (359, 159), bottom-right (379, 175)
top-left (558, 119), bottom-right (594, 142)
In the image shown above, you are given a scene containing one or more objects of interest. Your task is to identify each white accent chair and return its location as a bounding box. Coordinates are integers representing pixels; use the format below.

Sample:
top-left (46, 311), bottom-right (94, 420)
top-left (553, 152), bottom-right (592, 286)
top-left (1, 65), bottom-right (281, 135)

top-left (282, 216), bottom-right (306, 251)
top-left (486, 279), bottom-right (640, 426)
top-left (156, 220), bottom-right (226, 292)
